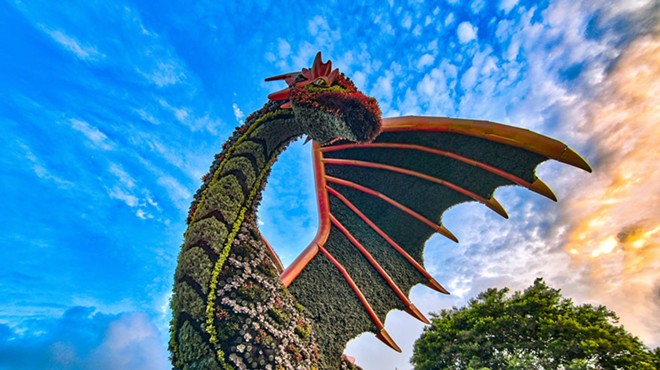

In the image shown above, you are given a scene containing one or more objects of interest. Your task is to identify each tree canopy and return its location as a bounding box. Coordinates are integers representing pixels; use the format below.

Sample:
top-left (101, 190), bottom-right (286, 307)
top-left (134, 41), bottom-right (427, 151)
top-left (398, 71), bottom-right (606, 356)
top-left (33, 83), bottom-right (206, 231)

top-left (411, 278), bottom-right (659, 370)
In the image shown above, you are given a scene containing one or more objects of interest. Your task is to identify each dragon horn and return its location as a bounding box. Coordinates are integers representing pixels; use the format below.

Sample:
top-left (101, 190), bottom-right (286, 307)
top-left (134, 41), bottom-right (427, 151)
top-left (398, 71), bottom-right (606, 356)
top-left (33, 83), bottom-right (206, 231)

top-left (312, 52), bottom-right (323, 77)
top-left (264, 72), bottom-right (299, 82)
top-left (267, 87), bottom-right (292, 101)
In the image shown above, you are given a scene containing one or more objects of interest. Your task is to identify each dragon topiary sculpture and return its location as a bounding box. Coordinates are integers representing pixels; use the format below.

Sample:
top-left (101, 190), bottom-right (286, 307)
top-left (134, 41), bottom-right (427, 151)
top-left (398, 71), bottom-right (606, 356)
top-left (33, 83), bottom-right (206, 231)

top-left (168, 52), bottom-right (591, 370)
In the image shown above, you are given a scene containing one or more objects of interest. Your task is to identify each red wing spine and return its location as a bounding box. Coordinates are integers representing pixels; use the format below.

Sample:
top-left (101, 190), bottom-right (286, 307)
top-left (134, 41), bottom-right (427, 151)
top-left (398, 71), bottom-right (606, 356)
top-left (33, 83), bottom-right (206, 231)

top-left (322, 142), bottom-right (557, 201)
top-left (326, 185), bottom-right (449, 294)
top-left (329, 214), bottom-right (430, 324)
top-left (381, 116), bottom-right (592, 172)
top-left (317, 245), bottom-right (402, 352)
top-left (280, 142), bottom-right (329, 287)
top-left (323, 158), bottom-right (509, 219)
top-left (261, 235), bottom-right (284, 274)
top-left (325, 175), bottom-right (458, 242)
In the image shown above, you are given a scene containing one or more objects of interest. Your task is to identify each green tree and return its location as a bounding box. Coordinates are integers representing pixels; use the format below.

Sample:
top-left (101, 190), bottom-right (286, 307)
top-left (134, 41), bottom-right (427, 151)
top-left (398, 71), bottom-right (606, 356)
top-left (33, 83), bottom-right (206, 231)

top-left (411, 278), bottom-right (658, 370)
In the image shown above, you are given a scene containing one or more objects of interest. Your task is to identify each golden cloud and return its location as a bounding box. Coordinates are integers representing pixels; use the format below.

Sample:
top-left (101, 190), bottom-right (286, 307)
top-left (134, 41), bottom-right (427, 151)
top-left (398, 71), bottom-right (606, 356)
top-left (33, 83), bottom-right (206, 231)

top-left (564, 35), bottom-right (660, 346)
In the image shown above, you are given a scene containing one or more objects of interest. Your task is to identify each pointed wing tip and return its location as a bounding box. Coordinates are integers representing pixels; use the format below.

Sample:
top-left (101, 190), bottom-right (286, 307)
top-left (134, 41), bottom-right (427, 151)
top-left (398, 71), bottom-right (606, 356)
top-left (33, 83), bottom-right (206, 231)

top-left (561, 147), bottom-right (593, 173)
top-left (426, 279), bottom-right (450, 295)
top-left (438, 225), bottom-right (459, 243)
top-left (376, 329), bottom-right (402, 352)
top-left (406, 304), bottom-right (431, 324)
top-left (487, 197), bottom-right (509, 219)
top-left (530, 178), bottom-right (558, 202)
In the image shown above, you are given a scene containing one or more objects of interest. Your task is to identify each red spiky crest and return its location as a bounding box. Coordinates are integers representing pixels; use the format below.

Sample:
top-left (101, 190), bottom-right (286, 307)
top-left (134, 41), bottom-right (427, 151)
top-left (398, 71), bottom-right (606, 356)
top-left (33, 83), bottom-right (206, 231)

top-left (265, 52), bottom-right (340, 106)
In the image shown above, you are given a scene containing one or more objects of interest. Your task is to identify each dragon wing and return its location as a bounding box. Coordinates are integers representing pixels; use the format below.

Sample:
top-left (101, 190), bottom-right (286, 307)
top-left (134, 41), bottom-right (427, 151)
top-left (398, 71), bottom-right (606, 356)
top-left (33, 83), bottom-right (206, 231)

top-left (281, 116), bottom-right (591, 367)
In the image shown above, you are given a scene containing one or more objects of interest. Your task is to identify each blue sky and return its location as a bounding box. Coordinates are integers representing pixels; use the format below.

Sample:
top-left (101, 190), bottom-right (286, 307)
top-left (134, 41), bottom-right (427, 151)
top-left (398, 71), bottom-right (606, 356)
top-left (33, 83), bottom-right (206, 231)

top-left (1, 0), bottom-right (658, 369)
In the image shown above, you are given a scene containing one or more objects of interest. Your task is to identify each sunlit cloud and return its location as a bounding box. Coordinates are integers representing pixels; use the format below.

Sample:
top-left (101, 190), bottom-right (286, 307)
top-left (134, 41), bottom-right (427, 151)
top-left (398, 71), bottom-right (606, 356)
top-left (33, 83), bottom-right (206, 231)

top-left (563, 35), bottom-right (660, 346)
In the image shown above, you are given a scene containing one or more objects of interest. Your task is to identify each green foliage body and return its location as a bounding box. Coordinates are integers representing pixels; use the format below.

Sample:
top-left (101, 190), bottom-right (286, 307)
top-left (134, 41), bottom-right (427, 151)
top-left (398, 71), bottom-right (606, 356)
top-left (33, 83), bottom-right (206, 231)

top-left (411, 278), bottom-right (658, 370)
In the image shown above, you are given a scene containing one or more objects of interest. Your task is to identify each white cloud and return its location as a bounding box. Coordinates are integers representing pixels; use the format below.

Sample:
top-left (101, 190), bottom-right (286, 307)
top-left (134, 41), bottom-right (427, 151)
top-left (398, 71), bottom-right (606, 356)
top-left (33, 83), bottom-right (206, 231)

top-left (108, 186), bottom-right (139, 207)
top-left (89, 313), bottom-right (168, 370)
top-left (157, 175), bottom-right (191, 208)
top-left (19, 143), bottom-right (73, 188)
top-left (471, 0), bottom-right (486, 14)
top-left (416, 53), bottom-right (435, 69)
top-left (277, 39), bottom-right (291, 59)
top-left (145, 61), bottom-right (186, 87)
top-left (460, 66), bottom-right (478, 91)
top-left (158, 100), bottom-right (220, 134)
top-left (373, 71), bottom-right (394, 102)
top-left (351, 70), bottom-right (367, 90)
top-left (308, 15), bottom-right (329, 36)
top-left (499, 0), bottom-right (519, 14)
top-left (457, 21), bottom-right (478, 43)
top-left (444, 12), bottom-right (455, 27)
top-left (109, 164), bottom-right (135, 189)
top-left (69, 118), bottom-right (114, 150)
top-left (106, 163), bottom-right (160, 219)
top-left (45, 29), bottom-right (103, 61)
top-left (401, 14), bottom-right (412, 29)
top-left (232, 103), bottom-right (245, 123)
top-left (135, 209), bottom-right (153, 220)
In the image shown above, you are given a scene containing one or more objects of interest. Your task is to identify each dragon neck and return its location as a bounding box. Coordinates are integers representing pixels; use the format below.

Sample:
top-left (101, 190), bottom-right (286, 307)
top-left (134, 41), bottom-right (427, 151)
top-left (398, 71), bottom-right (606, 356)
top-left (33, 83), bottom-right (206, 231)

top-left (188, 103), bottom-right (302, 226)
top-left (170, 103), bottom-right (312, 369)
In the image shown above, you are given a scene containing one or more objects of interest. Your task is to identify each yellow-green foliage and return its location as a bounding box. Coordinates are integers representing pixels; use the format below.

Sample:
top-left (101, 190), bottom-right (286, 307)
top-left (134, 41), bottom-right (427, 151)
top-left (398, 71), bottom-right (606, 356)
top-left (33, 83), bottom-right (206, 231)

top-left (305, 84), bottom-right (346, 94)
top-left (184, 217), bottom-right (227, 251)
top-left (196, 176), bottom-right (245, 224)
top-left (176, 247), bottom-right (213, 294)
top-left (232, 141), bottom-right (266, 169)
top-left (295, 322), bottom-right (312, 339)
top-left (204, 147), bottom-right (286, 366)
top-left (267, 307), bottom-right (291, 324)
top-left (177, 321), bottom-right (214, 365)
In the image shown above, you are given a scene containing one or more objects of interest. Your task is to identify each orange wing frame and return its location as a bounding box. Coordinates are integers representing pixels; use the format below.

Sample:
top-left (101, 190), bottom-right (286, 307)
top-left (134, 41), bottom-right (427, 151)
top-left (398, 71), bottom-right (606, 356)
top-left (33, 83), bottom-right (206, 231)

top-left (279, 115), bottom-right (591, 354)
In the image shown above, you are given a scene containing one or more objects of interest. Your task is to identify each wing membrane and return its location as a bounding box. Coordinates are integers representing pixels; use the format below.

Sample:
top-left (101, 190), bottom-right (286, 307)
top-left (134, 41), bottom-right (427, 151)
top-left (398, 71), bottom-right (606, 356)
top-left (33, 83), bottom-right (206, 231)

top-left (281, 116), bottom-right (591, 368)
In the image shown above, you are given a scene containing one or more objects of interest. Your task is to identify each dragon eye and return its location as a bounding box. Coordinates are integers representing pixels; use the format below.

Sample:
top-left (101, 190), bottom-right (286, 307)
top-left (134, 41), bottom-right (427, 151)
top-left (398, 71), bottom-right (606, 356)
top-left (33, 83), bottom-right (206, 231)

top-left (312, 77), bottom-right (329, 87)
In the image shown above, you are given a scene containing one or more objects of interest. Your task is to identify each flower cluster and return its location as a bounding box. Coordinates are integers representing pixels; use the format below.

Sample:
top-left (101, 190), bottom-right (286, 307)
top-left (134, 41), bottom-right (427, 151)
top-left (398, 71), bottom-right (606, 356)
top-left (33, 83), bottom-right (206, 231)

top-left (213, 223), bottom-right (321, 369)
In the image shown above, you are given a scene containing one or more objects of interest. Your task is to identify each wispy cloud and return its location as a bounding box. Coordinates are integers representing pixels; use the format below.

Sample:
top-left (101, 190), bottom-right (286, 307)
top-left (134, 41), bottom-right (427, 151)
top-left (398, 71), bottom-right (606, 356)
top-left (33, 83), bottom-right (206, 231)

top-left (108, 186), bottom-right (139, 207)
top-left (140, 60), bottom-right (186, 87)
top-left (69, 118), bottom-right (114, 150)
top-left (19, 143), bottom-right (74, 188)
top-left (45, 29), bottom-right (104, 61)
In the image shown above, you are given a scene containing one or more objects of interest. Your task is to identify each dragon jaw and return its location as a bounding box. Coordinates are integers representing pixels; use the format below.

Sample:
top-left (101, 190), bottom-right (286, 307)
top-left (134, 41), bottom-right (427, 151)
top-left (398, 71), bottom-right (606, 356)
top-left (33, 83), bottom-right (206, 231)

top-left (266, 52), bottom-right (382, 145)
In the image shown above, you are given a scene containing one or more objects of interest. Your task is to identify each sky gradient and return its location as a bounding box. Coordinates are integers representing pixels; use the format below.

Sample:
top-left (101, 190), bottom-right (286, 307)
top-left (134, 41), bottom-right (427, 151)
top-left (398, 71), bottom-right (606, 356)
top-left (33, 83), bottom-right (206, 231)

top-left (1, 0), bottom-right (658, 369)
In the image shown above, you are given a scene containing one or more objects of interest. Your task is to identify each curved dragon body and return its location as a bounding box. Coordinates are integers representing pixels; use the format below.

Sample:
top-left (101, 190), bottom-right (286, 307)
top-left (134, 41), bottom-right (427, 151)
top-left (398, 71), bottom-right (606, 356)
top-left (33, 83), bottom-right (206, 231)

top-left (169, 53), bottom-right (591, 369)
top-left (169, 106), bottom-right (325, 369)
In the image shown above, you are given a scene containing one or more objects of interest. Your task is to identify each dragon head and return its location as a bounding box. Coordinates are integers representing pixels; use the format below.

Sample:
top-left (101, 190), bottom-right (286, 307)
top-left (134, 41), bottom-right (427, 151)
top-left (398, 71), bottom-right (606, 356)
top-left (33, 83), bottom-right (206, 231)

top-left (266, 52), bottom-right (382, 145)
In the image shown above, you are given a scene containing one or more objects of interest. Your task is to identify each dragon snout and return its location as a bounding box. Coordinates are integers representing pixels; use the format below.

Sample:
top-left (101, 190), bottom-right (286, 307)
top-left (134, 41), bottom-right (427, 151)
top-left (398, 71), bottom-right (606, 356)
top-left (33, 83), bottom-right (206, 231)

top-left (316, 92), bottom-right (382, 144)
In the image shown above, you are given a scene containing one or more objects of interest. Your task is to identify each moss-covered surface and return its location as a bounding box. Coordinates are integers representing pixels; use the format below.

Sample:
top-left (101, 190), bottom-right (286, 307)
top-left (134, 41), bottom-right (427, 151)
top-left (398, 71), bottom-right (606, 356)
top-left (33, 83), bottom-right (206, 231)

top-left (289, 254), bottom-right (373, 370)
top-left (170, 99), bottom-right (326, 369)
top-left (286, 128), bottom-right (551, 369)
top-left (329, 195), bottom-right (425, 303)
